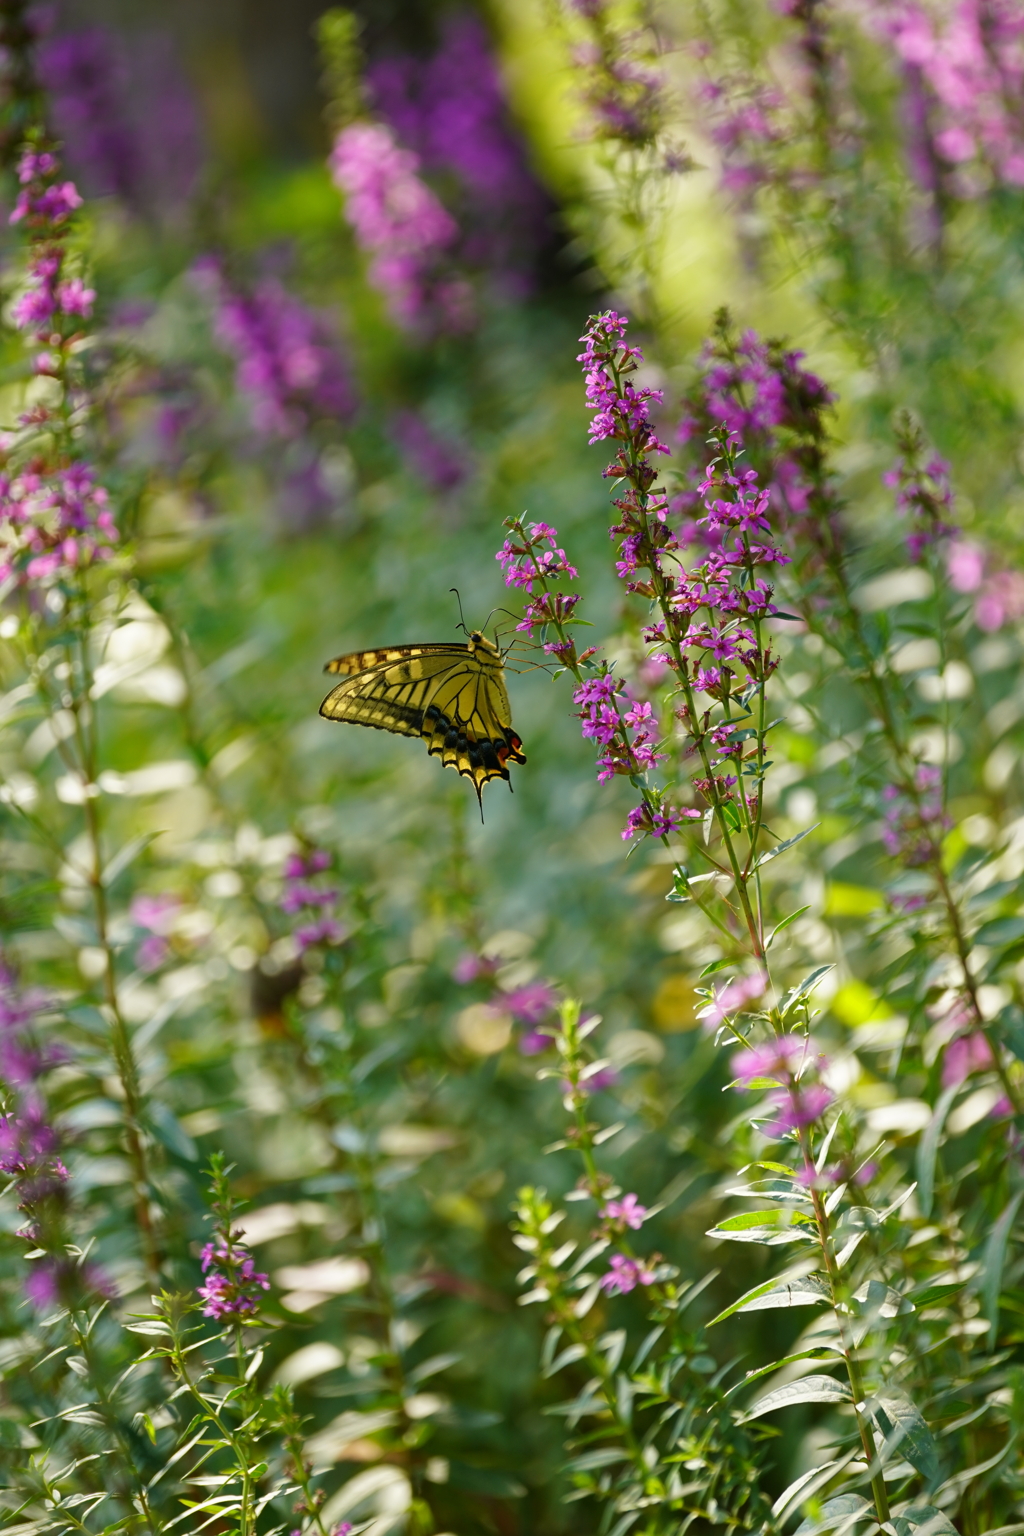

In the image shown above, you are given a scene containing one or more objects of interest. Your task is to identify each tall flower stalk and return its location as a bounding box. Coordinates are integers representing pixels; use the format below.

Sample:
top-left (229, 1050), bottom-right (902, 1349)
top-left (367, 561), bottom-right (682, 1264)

top-left (0, 137), bottom-right (162, 1278)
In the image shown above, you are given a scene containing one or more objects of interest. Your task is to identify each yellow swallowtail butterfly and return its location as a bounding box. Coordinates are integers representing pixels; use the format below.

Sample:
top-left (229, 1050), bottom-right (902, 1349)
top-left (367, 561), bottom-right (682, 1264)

top-left (319, 630), bottom-right (526, 810)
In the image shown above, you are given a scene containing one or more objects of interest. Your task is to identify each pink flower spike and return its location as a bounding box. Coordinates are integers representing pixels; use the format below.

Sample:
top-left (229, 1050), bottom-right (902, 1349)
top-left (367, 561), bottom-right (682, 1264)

top-left (731, 1032), bottom-right (804, 1086)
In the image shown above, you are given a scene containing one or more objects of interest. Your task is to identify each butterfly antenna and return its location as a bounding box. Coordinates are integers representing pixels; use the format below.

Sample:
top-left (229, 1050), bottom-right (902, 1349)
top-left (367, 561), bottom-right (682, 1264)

top-left (450, 588), bottom-right (469, 637)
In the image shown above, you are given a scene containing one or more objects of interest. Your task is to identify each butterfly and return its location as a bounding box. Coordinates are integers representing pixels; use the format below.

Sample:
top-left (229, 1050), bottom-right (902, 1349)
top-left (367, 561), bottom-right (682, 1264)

top-left (319, 630), bottom-right (526, 811)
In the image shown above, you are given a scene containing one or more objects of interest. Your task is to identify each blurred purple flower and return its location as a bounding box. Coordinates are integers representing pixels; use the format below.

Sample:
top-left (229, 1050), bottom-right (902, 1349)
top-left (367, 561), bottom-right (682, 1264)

top-left (602, 1192), bottom-right (647, 1228)
top-left (503, 981), bottom-right (558, 1024)
top-left (702, 972), bottom-right (768, 1032)
top-left (135, 935), bottom-right (170, 974)
top-left (882, 765), bottom-right (950, 867)
top-left (281, 848), bottom-right (346, 953)
top-left (392, 409), bottom-right (467, 492)
top-left (198, 262), bottom-right (356, 438)
top-left (330, 120), bottom-right (460, 328)
top-left (761, 1083), bottom-right (833, 1138)
top-left (732, 1031), bottom-right (804, 1084)
top-left (131, 893), bottom-right (181, 934)
top-left (859, 0), bottom-right (1024, 196)
top-left (368, 14), bottom-right (550, 287)
top-left (600, 1253), bottom-right (656, 1294)
top-left (942, 1031), bottom-right (994, 1087)
top-left (947, 538), bottom-right (1024, 631)
top-left (452, 952), bottom-right (498, 984)
top-left (40, 27), bottom-right (204, 216)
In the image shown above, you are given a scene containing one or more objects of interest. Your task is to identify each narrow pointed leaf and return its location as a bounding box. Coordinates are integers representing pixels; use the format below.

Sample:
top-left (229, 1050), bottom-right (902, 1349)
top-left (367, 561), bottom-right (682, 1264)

top-left (743, 1373), bottom-right (851, 1420)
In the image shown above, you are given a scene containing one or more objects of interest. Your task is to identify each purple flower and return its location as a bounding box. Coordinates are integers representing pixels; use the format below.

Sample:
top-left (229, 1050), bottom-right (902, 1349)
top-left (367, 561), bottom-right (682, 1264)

top-left (600, 1253), bottom-right (656, 1294)
top-left (0, 153), bottom-right (119, 589)
top-left (700, 972), bottom-right (768, 1030)
top-left (40, 27), bottom-right (205, 215)
top-left (452, 952), bottom-right (498, 984)
top-left (392, 409), bottom-right (467, 492)
top-left (503, 982), bottom-right (558, 1024)
top-left (942, 1031), bottom-right (994, 1087)
top-left (881, 764), bottom-right (950, 867)
top-left (518, 1028), bottom-right (551, 1056)
top-left (198, 262), bottom-right (356, 438)
top-left (197, 1234), bottom-right (270, 1321)
top-left (498, 522), bottom-right (578, 593)
top-left (731, 1032), bottom-right (804, 1085)
top-left (131, 893), bottom-right (181, 934)
top-left (602, 1193), bottom-right (648, 1228)
top-left (622, 802), bottom-right (701, 841)
top-left (330, 120), bottom-right (460, 329)
top-left (761, 1084), bottom-right (834, 1138)
top-left (280, 846), bottom-right (346, 950)
top-left (858, 0), bottom-right (1024, 196)
top-left (135, 935), bottom-right (170, 974)
top-left (367, 15), bottom-right (550, 289)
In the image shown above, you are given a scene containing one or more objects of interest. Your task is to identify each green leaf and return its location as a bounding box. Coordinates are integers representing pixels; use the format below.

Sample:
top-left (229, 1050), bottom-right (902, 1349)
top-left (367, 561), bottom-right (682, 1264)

top-left (780, 966), bottom-right (835, 1017)
top-left (755, 823), bottom-right (820, 869)
top-left (708, 1274), bottom-right (829, 1327)
top-left (793, 1494), bottom-right (871, 1536)
top-left (982, 1190), bottom-right (1024, 1347)
top-left (700, 957), bottom-right (736, 979)
top-left (566, 1446), bottom-right (631, 1472)
top-left (146, 1102), bottom-right (198, 1163)
top-left (998, 1004), bottom-right (1024, 1064)
top-left (916, 1083), bottom-right (960, 1219)
top-left (102, 832), bottom-right (158, 888)
top-left (974, 916), bottom-right (1024, 947)
top-left (892, 1506), bottom-right (959, 1536)
top-left (726, 1348), bottom-right (845, 1400)
top-left (909, 1282), bottom-right (962, 1307)
top-left (743, 1374), bottom-right (852, 1420)
top-left (770, 1450), bottom-right (861, 1521)
top-left (706, 1208), bottom-right (816, 1246)
top-left (873, 1393), bottom-right (940, 1485)
top-left (767, 906), bottom-right (811, 949)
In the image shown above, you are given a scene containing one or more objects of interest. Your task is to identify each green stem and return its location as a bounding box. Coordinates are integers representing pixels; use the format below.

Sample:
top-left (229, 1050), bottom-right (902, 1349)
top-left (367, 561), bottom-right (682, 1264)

top-left (797, 1127), bottom-right (891, 1526)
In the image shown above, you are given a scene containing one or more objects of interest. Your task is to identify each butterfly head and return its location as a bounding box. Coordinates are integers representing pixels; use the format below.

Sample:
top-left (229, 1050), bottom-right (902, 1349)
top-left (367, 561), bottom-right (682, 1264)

top-left (467, 630), bottom-right (501, 660)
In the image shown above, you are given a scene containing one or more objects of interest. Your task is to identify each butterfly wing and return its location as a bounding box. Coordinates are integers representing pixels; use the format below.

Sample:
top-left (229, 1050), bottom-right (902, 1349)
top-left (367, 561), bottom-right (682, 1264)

top-left (323, 643), bottom-right (468, 677)
top-left (319, 642), bottom-right (526, 804)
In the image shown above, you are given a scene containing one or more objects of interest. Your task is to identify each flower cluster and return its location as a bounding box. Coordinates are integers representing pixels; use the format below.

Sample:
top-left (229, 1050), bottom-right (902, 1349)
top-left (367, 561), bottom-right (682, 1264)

top-left (881, 764), bottom-right (950, 867)
top-left (698, 68), bottom-right (785, 195)
top-left (947, 538), bottom-right (1024, 631)
top-left (497, 521), bottom-right (578, 596)
top-left (281, 849), bottom-right (346, 951)
top-left (600, 1252), bottom-right (656, 1294)
top-left (731, 1033), bottom-right (833, 1139)
top-left (860, 0), bottom-right (1024, 196)
top-left (130, 893), bottom-right (181, 973)
top-left (700, 971), bottom-right (768, 1031)
top-left (368, 15), bottom-right (549, 287)
top-left (0, 146), bottom-right (118, 587)
top-left (198, 262), bottom-right (355, 438)
top-left (676, 321), bottom-right (835, 530)
top-left (40, 26), bottom-right (204, 217)
top-left (197, 1233), bottom-right (270, 1321)
top-left (884, 443), bottom-right (957, 561)
top-left (330, 120), bottom-right (467, 329)
top-left (392, 410), bottom-right (467, 492)
top-left (0, 963), bottom-right (82, 1309)
top-left (566, 1), bottom-right (668, 148)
